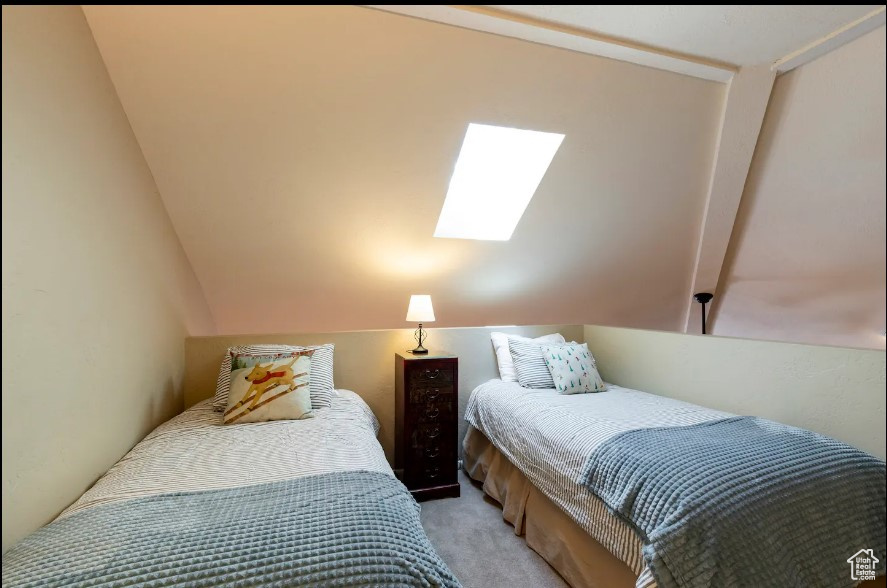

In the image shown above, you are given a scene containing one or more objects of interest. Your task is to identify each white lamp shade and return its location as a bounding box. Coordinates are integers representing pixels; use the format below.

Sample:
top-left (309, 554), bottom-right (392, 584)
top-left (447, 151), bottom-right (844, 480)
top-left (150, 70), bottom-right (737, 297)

top-left (406, 295), bottom-right (435, 323)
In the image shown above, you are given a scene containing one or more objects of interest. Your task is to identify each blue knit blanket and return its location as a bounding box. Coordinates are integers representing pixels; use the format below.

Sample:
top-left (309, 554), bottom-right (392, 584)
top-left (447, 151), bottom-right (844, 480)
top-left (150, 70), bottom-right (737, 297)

top-left (3, 471), bottom-right (460, 587)
top-left (581, 416), bottom-right (886, 588)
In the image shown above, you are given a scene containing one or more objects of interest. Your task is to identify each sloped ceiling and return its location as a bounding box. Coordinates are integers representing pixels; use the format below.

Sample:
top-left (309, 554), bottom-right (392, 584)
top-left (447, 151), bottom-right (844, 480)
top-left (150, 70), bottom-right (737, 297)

top-left (713, 28), bottom-right (886, 349)
top-left (83, 5), bottom-right (724, 335)
top-left (490, 5), bottom-right (882, 66)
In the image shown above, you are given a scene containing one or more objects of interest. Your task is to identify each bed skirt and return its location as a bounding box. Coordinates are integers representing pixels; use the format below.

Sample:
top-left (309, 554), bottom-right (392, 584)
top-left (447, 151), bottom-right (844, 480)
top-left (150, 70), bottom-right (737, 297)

top-left (462, 425), bottom-right (637, 588)
top-left (464, 425), bottom-right (886, 588)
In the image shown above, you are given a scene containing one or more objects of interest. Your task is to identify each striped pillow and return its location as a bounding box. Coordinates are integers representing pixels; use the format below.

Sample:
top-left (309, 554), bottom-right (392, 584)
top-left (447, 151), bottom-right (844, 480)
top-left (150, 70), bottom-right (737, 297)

top-left (508, 337), bottom-right (556, 389)
top-left (491, 332), bottom-right (565, 382)
top-left (213, 344), bottom-right (335, 411)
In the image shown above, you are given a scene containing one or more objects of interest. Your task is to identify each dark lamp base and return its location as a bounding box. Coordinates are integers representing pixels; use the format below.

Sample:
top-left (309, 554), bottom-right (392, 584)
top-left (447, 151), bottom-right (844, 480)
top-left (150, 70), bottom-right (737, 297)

top-left (411, 323), bottom-right (429, 355)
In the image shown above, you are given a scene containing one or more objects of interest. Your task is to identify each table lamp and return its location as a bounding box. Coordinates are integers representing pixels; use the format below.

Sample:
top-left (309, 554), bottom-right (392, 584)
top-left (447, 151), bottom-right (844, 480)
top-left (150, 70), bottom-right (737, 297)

top-left (406, 295), bottom-right (435, 354)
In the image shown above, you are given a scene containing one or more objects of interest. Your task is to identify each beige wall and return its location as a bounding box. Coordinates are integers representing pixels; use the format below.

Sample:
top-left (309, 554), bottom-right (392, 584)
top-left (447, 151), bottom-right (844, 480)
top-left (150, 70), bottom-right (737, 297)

top-left (187, 323), bottom-right (886, 463)
top-left (1, 6), bottom-right (215, 551)
top-left (184, 325), bottom-right (583, 462)
top-left (585, 325), bottom-right (886, 458)
top-left (712, 27), bottom-right (886, 350)
top-left (83, 5), bottom-right (725, 336)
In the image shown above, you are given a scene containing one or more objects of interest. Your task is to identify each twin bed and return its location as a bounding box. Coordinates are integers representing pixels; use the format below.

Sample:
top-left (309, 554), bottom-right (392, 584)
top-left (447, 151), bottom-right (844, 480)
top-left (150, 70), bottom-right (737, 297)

top-left (464, 379), bottom-right (886, 588)
top-left (4, 391), bottom-right (459, 587)
top-left (465, 380), bottom-right (730, 587)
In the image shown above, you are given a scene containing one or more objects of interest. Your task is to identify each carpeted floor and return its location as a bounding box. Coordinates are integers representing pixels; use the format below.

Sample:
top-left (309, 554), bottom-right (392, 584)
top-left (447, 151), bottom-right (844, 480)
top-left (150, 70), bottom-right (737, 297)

top-left (420, 470), bottom-right (569, 588)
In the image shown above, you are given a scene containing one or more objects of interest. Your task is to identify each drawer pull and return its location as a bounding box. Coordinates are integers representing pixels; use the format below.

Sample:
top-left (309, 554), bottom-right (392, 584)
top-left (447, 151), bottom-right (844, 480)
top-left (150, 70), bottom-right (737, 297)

top-left (425, 406), bottom-right (440, 420)
top-left (425, 447), bottom-right (440, 458)
top-left (426, 388), bottom-right (440, 401)
top-left (425, 467), bottom-right (440, 479)
top-left (423, 369), bottom-right (441, 380)
top-left (426, 427), bottom-right (440, 439)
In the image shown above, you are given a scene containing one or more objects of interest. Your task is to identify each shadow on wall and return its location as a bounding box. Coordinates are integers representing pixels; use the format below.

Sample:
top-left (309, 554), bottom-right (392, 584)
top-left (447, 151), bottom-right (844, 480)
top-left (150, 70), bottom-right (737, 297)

top-left (710, 28), bottom-right (886, 351)
top-left (141, 376), bottom-right (180, 434)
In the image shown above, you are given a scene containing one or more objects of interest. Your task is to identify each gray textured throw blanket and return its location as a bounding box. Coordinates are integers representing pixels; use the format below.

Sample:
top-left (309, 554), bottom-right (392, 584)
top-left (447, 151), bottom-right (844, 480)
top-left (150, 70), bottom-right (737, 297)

top-left (3, 471), bottom-right (460, 587)
top-left (582, 416), bottom-right (886, 588)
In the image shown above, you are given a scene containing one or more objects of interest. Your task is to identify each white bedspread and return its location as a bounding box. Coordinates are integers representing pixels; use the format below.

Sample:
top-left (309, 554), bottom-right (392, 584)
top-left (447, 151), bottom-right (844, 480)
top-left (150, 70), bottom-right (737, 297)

top-left (465, 380), bottom-right (730, 586)
top-left (61, 390), bottom-right (391, 518)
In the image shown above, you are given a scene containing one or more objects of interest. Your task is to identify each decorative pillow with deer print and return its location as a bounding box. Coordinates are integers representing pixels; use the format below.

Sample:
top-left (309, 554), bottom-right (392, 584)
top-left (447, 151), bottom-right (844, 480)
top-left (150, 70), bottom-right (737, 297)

top-left (224, 353), bottom-right (313, 424)
top-left (540, 342), bottom-right (606, 395)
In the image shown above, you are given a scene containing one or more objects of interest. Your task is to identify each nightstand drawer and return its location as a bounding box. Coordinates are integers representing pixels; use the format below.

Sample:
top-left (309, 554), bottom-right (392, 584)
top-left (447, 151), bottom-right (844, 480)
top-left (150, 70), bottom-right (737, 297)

top-left (409, 385), bottom-right (454, 405)
top-left (409, 366), bottom-right (455, 385)
top-left (409, 433), bottom-right (453, 459)
top-left (412, 423), bottom-right (445, 445)
top-left (409, 400), bottom-right (455, 424)
top-left (418, 442), bottom-right (447, 460)
top-left (410, 447), bottom-right (456, 485)
top-left (417, 457), bottom-right (455, 484)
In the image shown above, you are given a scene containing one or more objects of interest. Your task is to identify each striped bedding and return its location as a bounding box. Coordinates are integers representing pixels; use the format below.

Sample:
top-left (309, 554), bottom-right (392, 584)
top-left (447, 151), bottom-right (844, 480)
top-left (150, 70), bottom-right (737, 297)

top-left (464, 379), bottom-right (730, 588)
top-left (61, 390), bottom-right (391, 518)
top-left (7, 393), bottom-right (461, 587)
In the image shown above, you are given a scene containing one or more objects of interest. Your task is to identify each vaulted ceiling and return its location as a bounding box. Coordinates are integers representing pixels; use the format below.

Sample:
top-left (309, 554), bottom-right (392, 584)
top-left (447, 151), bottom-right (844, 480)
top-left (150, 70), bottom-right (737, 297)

top-left (83, 5), bottom-right (724, 335)
top-left (82, 5), bottom-right (885, 345)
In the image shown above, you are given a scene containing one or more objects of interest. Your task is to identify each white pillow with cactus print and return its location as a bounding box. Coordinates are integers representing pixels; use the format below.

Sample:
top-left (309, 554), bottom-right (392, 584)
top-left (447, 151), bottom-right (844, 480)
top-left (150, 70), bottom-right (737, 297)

top-left (540, 342), bottom-right (606, 394)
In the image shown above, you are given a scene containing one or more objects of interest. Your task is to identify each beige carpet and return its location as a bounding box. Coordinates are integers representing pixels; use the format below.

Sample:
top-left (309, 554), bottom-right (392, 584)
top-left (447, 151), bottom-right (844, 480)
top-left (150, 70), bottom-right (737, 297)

top-left (419, 470), bottom-right (569, 588)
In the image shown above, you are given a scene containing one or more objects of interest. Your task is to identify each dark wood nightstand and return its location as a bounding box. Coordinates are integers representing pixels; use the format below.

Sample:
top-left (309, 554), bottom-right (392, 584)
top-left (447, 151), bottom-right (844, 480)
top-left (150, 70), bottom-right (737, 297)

top-left (395, 351), bottom-right (460, 501)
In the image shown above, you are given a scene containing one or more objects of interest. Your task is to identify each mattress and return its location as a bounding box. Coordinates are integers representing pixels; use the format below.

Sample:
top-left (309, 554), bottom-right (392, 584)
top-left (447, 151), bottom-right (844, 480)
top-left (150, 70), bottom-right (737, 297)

top-left (464, 380), bottom-right (729, 587)
top-left (62, 390), bottom-right (392, 518)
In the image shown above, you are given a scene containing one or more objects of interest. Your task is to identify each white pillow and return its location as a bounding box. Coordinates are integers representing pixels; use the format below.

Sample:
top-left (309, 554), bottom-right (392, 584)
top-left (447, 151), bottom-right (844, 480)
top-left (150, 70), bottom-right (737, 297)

top-left (540, 342), bottom-right (606, 394)
top-left (490, 332), bottom-right (565, 382)
top-left (214, 344), bottom-right (335, 411)
top-left (223, 355), bottom-right (313, 424)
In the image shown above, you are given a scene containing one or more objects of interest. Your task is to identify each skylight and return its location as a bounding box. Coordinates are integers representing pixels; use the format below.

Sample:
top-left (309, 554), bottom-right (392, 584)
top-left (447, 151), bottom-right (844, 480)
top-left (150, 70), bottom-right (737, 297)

top-left (433, 123), bottom-right (565, 241)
